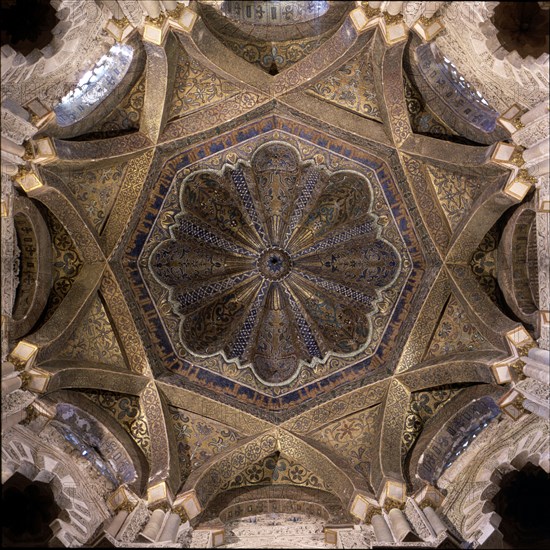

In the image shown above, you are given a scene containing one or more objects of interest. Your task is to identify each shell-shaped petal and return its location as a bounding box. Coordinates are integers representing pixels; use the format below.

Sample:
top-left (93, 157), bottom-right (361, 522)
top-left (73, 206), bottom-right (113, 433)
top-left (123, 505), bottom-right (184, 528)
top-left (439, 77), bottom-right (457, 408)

top-left (244, 284), bottom-right (311, 384)
top-left (250, 143), bottom-right (301, 246)
top-left (181, 171), bottom-right (263, 252)
top-left (284, 273), bottom-right (371, 355)
top-left (295, 237), bottom-right (400, 293)
top-left (180, 276), bottom-right (264, 357)
top-left (287, 170), bottom-right (372, 254)
top-left (150, 236), bottom-right (254, 289)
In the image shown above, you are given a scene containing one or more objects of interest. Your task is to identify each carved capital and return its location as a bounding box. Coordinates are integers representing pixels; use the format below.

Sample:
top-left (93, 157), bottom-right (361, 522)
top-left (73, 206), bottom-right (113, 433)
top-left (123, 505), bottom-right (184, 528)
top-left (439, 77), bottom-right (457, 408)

top-left (1, 108), bottom-right (37, 145)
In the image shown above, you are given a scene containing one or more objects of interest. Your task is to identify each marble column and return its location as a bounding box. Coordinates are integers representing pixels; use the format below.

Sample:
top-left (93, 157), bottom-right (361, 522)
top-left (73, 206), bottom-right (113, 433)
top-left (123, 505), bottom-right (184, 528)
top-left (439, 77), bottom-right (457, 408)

top-left (521, 100), bottom-right (550, 126)
top-left (521, 351), bottom-right (550, 385)
top-left (3, 409), bottom-right (27, 432)
top-left (421, 2), bottom-right (443, 19)
top-left (162, 0), bottom-right (179, 11)
top-left (140, 509), bottom-right (165, 541)
top-left (523, 399), bottom-right (549, 419)
top-left (1, 136), bottom-right (25, 158)
top-left (371, 514), bottom-right (394, 542)
top-left (530, 347), bottom-right (550, 364)
top-left (386, 2), bottom-right (404, 15)
top-left (2, 375), bottom-right (21, 395)
top-left (105, 510), bottom-right (129, 538)
top-left (102, 0), bottom-right (124, 19)
top-left (523, 140), bottom-right (550, 164)
top-left (140, 0), bottom-right (161, 18)
top-left (388, 508), bottom-right (414, 541)
top-left (528, 158), bottom-right (550, 177)
top-left (1, 163), bottom-right (18, 176)
top-left (2, 361), bottom-right (15, 377)
top-left (423, 506), bottom-right (447, 536)
top-left (158, 512), bottom-right (181, 542)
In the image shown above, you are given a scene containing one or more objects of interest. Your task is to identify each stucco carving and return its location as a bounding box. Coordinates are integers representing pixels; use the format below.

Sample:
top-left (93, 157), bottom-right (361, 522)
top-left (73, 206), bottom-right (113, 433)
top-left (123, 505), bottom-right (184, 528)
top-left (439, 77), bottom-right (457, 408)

top-left (435, 2), bottom-right (549, 112)
top-left (1, 3), bottom-right (547, 547)
top-left (3, 424), bottom-right (110, 546)
top-left (1, 389), bottom-right (34, 418)
top-left (118, 499), bottom-right (150, 543)
top-left (514, 115), bottom-right (550, 149)
top-left (1, 106), bottom-right (38, 144)
top-left (1, 0), bottom-right (113, 112)
top-left (1, 174), bottom-right (19, 361)
top-left (440, 414), bottom-right (550, 545)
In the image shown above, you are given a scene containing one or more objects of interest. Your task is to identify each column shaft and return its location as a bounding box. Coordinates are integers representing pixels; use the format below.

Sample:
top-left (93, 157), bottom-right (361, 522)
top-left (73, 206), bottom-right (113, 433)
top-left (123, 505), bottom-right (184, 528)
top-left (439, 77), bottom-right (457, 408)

top-left (2, 409), bottom-right (27, 432)
top-left (158, 512), bottom-right (181, 542)
top-left (140, 509), bottom-right (165, 541)
top-left (2, 376), bottom-right (21, 395)
top-left (2, 361), bottom-right (15, 377)
top-left (424, 506), bottom-right (447, 536)
top-left (521, 100), bottom-right (550, 126)
top-left (388, 508), bottom-right (413, 542)
top-left (422, 2), bottom-right (443, 19)
top-left (523, 399), bottom-right (550, 419)
top-left (162, 0), bottom-right (179, 11)
top-left (528, 158), bottom-right (550, 177)
top-left (522, 357), bottom-right (550, 385)
top-left (1, 162), bottom-right (19, 176)
top-left (140, 0), bottom-right (161, 18)
top-left (105, 510), bottom-right (129, 538)
top-left (1, 136), bottom-right (25, 157)
top-left (528, 348), bottom-right (550, 364)
top-left (386, 2), bottom-right (404, 15)
top-left (371, 514), bottom-right (394, 542)
top-left (524, 140), bottom-right (550, 164)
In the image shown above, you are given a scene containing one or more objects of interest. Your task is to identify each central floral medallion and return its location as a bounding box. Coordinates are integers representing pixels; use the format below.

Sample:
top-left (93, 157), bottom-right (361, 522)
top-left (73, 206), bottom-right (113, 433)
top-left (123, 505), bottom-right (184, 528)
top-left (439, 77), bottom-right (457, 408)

top-left (257, 247), bottom-right (293, 281)
top-left (149, 142), bottom-right (402, 385)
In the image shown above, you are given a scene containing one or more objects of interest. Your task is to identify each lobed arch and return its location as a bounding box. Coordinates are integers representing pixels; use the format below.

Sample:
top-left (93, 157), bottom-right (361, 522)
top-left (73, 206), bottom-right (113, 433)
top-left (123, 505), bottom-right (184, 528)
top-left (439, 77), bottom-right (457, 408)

top-left (2, 425), bottom-right (111, 547)
top-left (406, 384), bottom-right (505, 492)
top-left (438, 413), bottom-right (549, 546)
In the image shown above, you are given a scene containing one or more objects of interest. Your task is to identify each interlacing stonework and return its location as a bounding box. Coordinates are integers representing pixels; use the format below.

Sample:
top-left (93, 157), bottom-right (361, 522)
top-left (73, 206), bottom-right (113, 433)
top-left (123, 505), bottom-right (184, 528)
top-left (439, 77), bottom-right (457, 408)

top-left (306, 44), bottom-right (381, 121)
top-left (2, 2), bottom-right (548, 547)
top-left (59, 294), bottom-right (126, 369)
top-left (169, 405), bottom-right (244, 480)
top-left (41, 210), bottom-right (84, 324)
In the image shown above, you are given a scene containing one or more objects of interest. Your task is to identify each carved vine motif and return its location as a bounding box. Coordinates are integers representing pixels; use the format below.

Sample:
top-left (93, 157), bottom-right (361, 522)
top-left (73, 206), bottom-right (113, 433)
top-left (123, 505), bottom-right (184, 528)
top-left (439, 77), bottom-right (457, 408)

top-left (148, 142), bottom-right (402, 385)
top-left (169, 52), bottom-right (240, 120)
top-left (82, 390), bottom-right (151, 461)
top-left (210, 26), bottom-right (333, 75)
top-left (220, 453), bottom-right (331, 492)
top-left (169, 405), bottom-right (244, 482)
top-left (59, 295), bottom-right (125, 368)
top-left (307, 43), bottom-right (381, 121)
top-left (470, 225), bottom-right (500, 304)
top-left (401, 385), bottom-right (464, 457)
top-left (39, 210), bottom-right (83, 325)
top-left (425, 295), bottom-right (495, 359)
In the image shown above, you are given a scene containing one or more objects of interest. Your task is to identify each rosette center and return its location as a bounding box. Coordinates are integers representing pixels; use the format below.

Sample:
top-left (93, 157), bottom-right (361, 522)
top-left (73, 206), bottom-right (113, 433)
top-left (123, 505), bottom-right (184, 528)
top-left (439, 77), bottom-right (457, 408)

top-left (257, 247), bottom-right (292, 281)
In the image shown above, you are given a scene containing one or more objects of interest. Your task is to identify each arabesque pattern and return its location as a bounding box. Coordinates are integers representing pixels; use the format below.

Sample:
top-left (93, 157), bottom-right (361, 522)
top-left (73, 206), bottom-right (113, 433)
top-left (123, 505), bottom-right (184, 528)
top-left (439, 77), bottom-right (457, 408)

top-left (149, 142), bottom-right (401, 385)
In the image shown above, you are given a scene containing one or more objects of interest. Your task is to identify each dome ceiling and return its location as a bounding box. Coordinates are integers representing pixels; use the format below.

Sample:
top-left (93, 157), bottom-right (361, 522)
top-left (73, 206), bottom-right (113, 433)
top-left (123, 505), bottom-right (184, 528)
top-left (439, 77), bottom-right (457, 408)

top-left (9, 0), bottom-right (531, 524)
top-left (127, 115), bottom-right (426, 416)
top-left (197, 0), bottom-right (351, 74)
top-left (144, 141), bottom-right (407, 386)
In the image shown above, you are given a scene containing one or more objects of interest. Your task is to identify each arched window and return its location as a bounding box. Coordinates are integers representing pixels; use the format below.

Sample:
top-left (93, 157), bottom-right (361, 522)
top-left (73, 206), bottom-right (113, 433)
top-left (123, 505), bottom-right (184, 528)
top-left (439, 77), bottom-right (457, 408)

top-left (441, 56), bottom-right (490, 107)
top-left (54, 43), bottom-right (133, 127)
